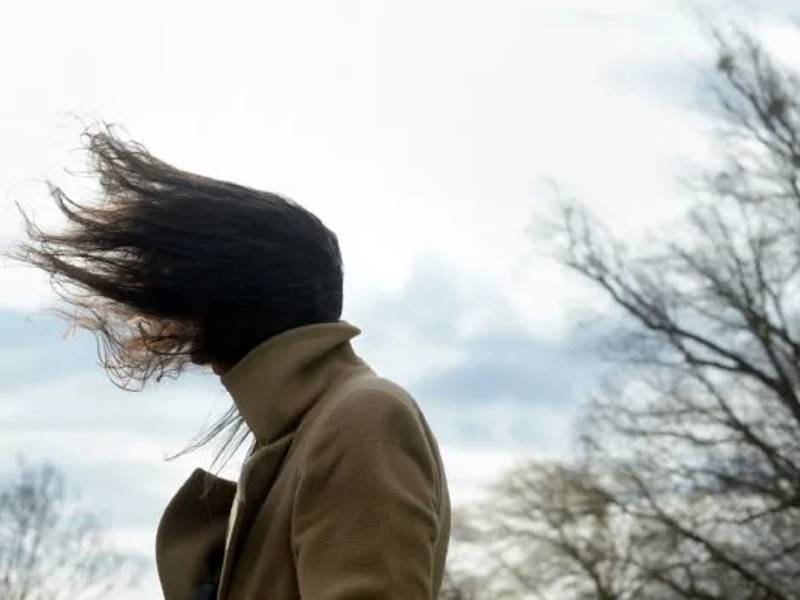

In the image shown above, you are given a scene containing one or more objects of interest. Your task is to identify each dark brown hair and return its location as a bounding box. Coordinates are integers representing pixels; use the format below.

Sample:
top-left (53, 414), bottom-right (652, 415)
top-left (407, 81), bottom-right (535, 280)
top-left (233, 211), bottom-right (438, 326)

top-left (11, 124), bottom-right (344, 460)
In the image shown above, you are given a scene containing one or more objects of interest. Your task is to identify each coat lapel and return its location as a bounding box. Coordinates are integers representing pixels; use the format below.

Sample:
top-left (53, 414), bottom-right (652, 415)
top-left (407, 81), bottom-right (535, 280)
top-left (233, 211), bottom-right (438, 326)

top-left (215, 431), bottom-right (295, 599)
top-left (156, 469), bottom-right (236, 600)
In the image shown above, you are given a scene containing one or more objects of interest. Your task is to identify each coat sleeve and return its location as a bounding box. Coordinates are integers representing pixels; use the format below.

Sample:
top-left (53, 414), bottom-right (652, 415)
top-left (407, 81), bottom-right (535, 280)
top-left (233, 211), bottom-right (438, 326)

top-left (291, 386), bottom-right (440, 599)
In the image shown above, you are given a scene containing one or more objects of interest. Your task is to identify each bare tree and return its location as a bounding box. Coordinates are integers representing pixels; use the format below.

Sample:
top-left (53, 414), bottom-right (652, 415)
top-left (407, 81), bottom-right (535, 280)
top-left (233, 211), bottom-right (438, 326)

top-left (439, 568), bottom-right (481, 600)
top-left (439, 509), bottom-right (488, 600)
top-left (448, 459), bottom-right (694, 600)
top-left (0, 459), bottom-right (142, 600)
top-left (448, 24), bottom-right (800, 600)
top-left (546, 26), bottom-right (800, 599)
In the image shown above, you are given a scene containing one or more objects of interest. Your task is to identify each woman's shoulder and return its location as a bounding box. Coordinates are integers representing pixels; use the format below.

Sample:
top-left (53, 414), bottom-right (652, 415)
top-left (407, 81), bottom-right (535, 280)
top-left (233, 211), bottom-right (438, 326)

top-left (296, 369), bottom-right (447, 513)
top-left (317, 371), bottom-right (427, 435)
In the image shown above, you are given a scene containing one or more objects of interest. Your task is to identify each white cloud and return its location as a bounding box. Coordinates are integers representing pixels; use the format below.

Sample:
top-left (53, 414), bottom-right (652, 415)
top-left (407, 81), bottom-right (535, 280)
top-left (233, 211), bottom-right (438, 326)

top-left (0, 0), bottom-right (730, 335)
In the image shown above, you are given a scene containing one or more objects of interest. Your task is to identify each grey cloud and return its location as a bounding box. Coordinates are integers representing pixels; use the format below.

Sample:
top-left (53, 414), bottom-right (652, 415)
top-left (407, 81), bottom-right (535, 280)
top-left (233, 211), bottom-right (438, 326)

top-left (0, 309), bottom-right (229, 440)
top-left (0, 458), bottom-right (169, 530)
top-left (0, 309), bottom-right (99, 389)
top-left (350, 253), bottom-right (606, 411)
top-left (60, 461), bottom-right (178, 528)
top-left (2, 374), bottom-right (222, 440)
top-left (411, 330), bottom-right (602, 407)
top-left (350, 254), bottom-right (468, 346)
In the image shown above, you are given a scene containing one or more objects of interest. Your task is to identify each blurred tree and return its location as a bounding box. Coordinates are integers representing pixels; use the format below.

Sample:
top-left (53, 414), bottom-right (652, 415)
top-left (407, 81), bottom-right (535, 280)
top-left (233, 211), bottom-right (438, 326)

top-left (0, 459), bottom-right (142, 600)
top-left (439, 568), bottom-right (481, 600)
top-left (447, 25), bottom-right (800, 600)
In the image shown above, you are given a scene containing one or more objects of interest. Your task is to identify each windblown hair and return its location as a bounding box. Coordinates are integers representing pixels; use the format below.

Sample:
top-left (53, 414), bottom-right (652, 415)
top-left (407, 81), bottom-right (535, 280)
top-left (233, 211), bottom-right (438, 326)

top-left (14, 125), bottom-right (344, 392)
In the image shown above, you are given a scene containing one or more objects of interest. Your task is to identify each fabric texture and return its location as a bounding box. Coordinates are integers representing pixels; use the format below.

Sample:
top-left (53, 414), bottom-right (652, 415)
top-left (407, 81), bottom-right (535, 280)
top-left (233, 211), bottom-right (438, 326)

top-left (155, 320), bottom-right (451, 599)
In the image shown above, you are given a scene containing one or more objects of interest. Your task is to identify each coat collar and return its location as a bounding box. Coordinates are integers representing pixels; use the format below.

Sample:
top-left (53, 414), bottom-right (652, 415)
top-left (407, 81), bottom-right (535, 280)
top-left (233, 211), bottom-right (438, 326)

top-left (157, 319), bottom-right (372, 599)
top-left (220, 319), bottom-right (367, 444)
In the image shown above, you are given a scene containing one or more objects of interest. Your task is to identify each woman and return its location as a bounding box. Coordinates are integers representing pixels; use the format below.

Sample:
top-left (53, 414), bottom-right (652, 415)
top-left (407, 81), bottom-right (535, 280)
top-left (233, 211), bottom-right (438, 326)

top-left (15, 126), bottom-right (451, 599)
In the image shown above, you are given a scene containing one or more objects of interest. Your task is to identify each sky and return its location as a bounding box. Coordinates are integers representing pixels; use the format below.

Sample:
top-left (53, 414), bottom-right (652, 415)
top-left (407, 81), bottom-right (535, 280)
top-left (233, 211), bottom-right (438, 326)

top-left (1, 1), bottom-right (799, 597)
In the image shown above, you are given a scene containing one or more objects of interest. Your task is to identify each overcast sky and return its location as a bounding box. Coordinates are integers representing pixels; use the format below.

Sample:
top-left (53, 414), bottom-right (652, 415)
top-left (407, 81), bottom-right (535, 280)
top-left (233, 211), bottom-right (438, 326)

top-left (2, 1), bottom-right (799, 597)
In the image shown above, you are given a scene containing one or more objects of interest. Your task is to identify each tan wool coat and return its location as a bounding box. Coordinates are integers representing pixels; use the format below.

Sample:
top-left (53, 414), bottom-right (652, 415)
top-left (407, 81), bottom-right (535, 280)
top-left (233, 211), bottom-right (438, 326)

top-left (155, 320), bottom-right (451, 599)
